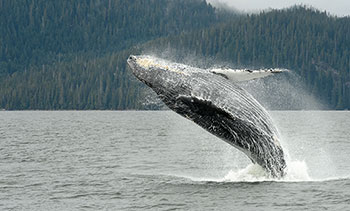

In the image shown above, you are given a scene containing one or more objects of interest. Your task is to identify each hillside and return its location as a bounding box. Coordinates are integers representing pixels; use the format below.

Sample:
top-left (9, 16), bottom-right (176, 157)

top-left (0, 1), bottom-right (349, 110)
top-left (0, 0), bottom-right (229, 109)
top-left (149, 6), bottom-right (350, 109)
top-left (0, 0), bottom-right (229, 75)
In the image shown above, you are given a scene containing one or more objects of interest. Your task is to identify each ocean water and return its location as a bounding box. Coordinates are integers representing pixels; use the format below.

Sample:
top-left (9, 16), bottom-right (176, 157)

top-left (0, 111), bottom-right (349, 210)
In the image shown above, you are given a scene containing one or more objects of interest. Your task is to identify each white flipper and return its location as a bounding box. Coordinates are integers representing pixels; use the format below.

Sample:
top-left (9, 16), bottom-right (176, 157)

top-left (210, 68), bottom-right (286, 82)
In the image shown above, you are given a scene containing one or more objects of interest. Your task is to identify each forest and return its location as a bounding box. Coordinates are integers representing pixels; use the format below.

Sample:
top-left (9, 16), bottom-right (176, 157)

top-left (0, 0), bottom-right (349, 110)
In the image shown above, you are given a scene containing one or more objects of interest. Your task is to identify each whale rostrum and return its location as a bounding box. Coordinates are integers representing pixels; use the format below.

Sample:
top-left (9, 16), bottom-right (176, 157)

top-left (127, 55), bottom-right (287, 178)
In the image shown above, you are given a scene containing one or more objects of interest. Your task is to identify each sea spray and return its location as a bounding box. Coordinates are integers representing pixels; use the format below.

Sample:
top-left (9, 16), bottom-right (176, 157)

top-left (222, 160), bottom-right (311, 182)
top-left (240, 70), bottom-right (325, 110)
top-left (172, 160), bottom-right (310, 183)
top-left (170, 160), bottom-right (311, 183)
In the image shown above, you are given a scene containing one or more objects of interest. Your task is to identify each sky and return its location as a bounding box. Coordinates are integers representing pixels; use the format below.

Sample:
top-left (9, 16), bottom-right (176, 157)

top-left (207, 0), bottom-right (350, 17)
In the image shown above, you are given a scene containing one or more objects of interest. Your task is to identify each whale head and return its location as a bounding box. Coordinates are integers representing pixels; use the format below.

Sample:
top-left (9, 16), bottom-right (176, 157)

top-left (127, 55), bottom-right (194, 103)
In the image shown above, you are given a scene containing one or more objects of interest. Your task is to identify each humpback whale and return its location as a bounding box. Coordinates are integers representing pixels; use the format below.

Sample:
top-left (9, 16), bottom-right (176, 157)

top-left (127, 55), bottom-right (287, 177)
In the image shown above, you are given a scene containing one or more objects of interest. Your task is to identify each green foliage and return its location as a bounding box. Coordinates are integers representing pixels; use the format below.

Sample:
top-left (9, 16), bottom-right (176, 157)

top-left (0, 2), bottom-right (349, 110)
top-left (0, 0), bottom-right (224, 109)
top-left (0, 0), bottom-right (220, 75)
top-left (151, 6), bottom-right (350, 109)
top-left (0, 49), bottom-right (143, 109)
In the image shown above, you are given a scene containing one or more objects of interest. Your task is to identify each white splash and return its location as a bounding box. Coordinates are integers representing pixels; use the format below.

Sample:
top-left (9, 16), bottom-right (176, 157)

top-left (175, 160), bottom-right (312, 183)
top-left (219, 160), bottom-right (311, 182)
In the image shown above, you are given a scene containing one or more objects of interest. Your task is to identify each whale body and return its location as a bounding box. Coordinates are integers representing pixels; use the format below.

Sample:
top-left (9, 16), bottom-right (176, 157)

top-left (127, 55), bottom-right (286, 177)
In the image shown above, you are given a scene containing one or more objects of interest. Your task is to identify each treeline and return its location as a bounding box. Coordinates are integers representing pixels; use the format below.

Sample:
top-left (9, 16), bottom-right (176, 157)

top-left (0, 50), bottom-right (144, 109)
top-left (0, 1), bottom-right (349, 110)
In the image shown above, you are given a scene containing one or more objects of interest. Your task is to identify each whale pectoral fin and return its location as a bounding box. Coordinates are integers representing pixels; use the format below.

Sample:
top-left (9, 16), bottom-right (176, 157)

top-left (211, 72), bottom-right (229, 79)
top-left (210, 68), bottom-right (286, 82)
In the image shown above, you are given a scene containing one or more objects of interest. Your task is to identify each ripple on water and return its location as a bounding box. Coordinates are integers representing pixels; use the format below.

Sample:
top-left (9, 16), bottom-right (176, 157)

top-left (0, 111), bottom-right (350, 211)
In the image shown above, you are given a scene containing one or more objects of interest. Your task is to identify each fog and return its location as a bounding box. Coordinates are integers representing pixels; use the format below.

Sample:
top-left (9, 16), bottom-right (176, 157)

top-left (207, 0), bottom-right (350, 17)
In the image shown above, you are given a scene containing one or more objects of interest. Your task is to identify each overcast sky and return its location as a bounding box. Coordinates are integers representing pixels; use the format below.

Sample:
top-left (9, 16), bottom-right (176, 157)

top-left (207, 0), bottom-right (350, 17)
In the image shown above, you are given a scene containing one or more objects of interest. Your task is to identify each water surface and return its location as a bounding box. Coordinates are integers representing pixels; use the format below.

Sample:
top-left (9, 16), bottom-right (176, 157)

top-left (1, 111), bottom-right (349, 210)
